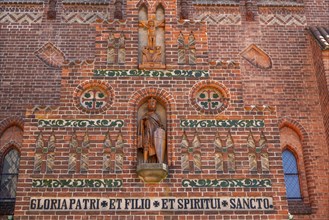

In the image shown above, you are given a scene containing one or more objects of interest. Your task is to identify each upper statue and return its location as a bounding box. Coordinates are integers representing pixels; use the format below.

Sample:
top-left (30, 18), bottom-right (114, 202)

top-left (139, 16), bottom-right (165, 69)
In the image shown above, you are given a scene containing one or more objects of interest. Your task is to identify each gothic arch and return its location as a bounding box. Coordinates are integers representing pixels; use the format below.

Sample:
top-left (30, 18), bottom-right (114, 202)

top-left (279, 117), bottom-right (311, 206)
top-left (278, 117), bottom-right (308, 142)
top-left (0, 116), bottom-right (24, 138)
top-left (136, 0), bottom-right (150, 9)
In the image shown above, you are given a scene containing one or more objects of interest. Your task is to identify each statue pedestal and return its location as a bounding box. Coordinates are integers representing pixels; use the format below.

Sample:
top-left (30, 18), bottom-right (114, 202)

top-left (137, 163), bottom-right (168, 183)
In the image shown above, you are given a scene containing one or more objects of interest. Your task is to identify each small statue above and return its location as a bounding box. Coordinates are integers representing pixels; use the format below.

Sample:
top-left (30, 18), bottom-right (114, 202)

top-left (139, 16), bottom-right (165, 69)
top-left (137, 98), bottom-right (166, 164)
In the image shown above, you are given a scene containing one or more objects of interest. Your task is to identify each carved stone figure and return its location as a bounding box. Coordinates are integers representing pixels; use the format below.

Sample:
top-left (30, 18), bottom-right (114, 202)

top-left (138, 98), bottom-right (166, 163)
top-left (139, 18), bottom-right (164, 49)
top-left (139, 16), bottom-right (165, 69)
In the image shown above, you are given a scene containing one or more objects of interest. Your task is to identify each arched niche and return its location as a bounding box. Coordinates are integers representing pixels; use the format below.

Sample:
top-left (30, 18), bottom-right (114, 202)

top-left (136, 97), bottom-right (168, 183)
top-left (138, 4), bottom-right (148, 64)
top-left (155, 4), bottom-right (165, 63)
top-left (137, 97), bottom-right (167, 164)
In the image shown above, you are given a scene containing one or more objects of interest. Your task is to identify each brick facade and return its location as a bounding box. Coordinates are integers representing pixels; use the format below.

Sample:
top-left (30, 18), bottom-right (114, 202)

top-left (0, 0), bottom-right (328, 219)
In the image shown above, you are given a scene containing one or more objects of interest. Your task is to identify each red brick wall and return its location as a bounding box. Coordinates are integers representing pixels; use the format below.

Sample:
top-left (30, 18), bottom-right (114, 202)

top-left (0, 0), bottom-right (328, 219)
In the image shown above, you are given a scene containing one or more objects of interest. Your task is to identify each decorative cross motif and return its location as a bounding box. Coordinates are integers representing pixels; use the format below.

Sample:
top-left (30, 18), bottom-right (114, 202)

top-left (34, 131), bottom-right (55, 173)
top-left (178, 32), bottom-right (196, 65)
top-left (107, 33), bottom-right (125, 64)
top-left (80, 89), bottom-right (107, 110)
top-left (214, 131), bottom-right (235, 173)
top-left (68, 132), bottom-right (89, 173)
top-left (196, 89), bottom-right (223, 110)
top-left (114, 0), bottom-right (123, 20)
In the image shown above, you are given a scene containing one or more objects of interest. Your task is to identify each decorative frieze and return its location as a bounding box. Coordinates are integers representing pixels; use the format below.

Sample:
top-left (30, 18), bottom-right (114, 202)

top-left (32, 179), bottom-right (123, 188)
top-left (182, 179), bottom-right (272, 188)
top-left (62, 4), bottom-right (109, 24)
top-left (259, 14), bottom-right (306, 26)
top-left (94, 69), bottom-right (209, 78)
top-left (192, 5), bottom-right (241, 25)
top-left (38, 119), bottom-right (124, 128)
top-left (0, 5), bottom-right (43, 24)
top-left (180, 120), bottom-right (264, 128)
top-left (29, 197), bottom-right (274, 211)
top-left (244, 105), bottom-right (275, 113)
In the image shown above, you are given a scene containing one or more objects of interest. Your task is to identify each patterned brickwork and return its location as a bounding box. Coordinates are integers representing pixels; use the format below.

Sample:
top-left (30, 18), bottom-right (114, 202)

top-left (259, 6), bottom-right (307, 26)
top-left (0, 0), bottom-right (329, 219)
top-left (192, 6), bottom-right (241, 25)
top-left (61, 4), bottom-right (109, 24)
top-left (0, 3), bottom-right (43, 24)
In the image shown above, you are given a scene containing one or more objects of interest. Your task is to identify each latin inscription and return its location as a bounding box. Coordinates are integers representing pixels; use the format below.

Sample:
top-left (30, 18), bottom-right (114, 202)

top-left (29, 197), bottom-right (273, 211)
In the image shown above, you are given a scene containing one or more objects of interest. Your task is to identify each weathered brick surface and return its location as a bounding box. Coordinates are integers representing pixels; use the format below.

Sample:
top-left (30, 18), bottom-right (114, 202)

top-left (0, 0), bottom-right (328, 219)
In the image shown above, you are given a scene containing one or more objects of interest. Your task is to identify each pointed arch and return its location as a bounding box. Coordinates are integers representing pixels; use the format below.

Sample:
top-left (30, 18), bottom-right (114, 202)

top-left (278, 117), bottom-right (308, 142)
top-left (279, 117), bottom-right (312, 213)
top-left (153, 0), bottom-right (168, 11)
top-left (136, 0), bottom-right (149, 9)
top-left (0, 116), bottom-right (24, 138)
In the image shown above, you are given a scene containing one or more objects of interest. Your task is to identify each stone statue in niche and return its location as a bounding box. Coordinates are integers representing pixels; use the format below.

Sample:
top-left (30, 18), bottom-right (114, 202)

top-left (137, 97), bottom-right (168, 183)
top-left (138, 98), bottom-right (166, 163)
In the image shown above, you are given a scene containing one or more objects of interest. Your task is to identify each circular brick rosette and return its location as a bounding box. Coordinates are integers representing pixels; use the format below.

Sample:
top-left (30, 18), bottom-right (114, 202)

top-left (73, 80), bottom-right (114, 114)
top-left (189, 80), bottom-right (230, 115)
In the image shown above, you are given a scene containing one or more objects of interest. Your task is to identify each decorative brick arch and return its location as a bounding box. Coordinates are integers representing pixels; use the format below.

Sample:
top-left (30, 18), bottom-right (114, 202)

top-left (128, 87), bottom-right (176, 165)
top-left (278, 117), bottom-right (309, 142)
top-left (73, 80), bottom-right (114, 114)
top-left (279, 117), bottom-right (312, 208)
top-left (0, 116), bottom-right (24, 138)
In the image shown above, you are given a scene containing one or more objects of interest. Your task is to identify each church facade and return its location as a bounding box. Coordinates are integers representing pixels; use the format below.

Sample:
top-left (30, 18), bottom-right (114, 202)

top-left (0, 0), bottom-right (328, 219)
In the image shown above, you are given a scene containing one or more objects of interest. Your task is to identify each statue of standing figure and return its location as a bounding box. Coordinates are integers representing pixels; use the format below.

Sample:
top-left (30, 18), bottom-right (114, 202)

top-left (138, 98), bottom-right (166, 164)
